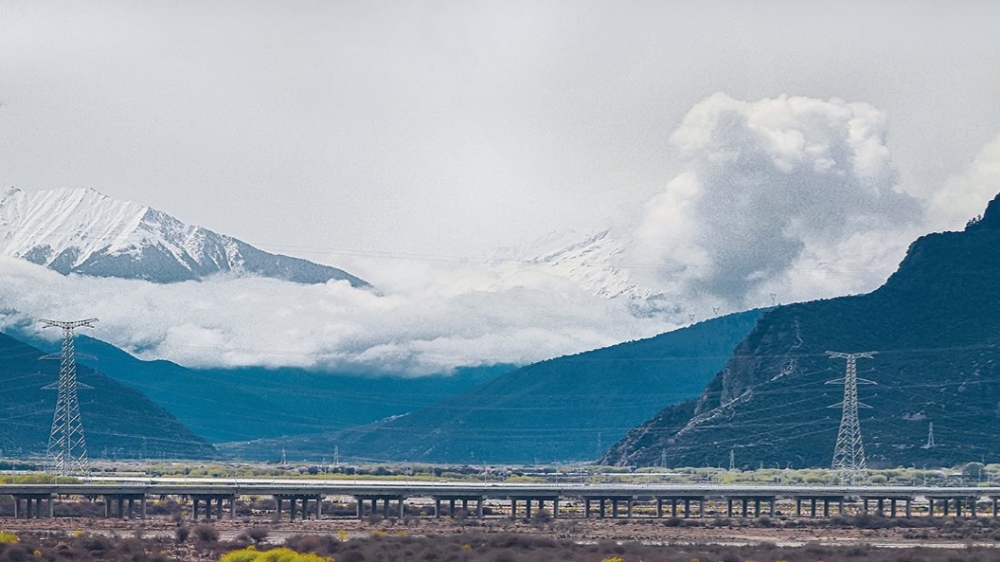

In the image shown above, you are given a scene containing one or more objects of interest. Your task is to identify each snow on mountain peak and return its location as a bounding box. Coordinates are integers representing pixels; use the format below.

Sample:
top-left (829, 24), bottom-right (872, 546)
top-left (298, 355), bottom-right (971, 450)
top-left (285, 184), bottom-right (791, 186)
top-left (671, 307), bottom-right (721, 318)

top-left (0, 187), bottom-right (149, 266)
top-left (492, 228), bottom-right (677, 317)
top-left (0, 186), bottom-right (368, 286)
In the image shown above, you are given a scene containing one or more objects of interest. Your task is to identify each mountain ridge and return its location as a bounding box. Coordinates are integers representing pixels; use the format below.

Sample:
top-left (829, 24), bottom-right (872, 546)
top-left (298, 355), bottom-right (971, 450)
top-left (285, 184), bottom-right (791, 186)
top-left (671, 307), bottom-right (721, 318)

top-left (0, 186), bottom-right (367, 285)
top-left (218, 309), bottom-right (763, 463)
top-left (604, 192), bottom-right (1000, 469)
top-left (0, 331), bottom-right (216, 459)
top-left (10, 328), bottom-right (510, 444)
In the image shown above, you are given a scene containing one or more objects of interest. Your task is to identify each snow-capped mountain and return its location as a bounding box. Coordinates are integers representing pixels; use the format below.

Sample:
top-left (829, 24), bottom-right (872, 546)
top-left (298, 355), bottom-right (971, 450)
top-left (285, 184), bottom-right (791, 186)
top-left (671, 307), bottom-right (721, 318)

top-left (0, 186), bottom-right (368, 286)
top-left (493, 229), bottom-right (677, 317)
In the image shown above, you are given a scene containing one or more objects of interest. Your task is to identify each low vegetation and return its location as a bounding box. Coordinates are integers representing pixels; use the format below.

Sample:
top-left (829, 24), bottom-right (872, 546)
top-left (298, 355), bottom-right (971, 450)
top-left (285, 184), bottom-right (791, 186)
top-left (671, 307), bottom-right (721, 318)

top-left (0, 528), bottom-right (998, 562)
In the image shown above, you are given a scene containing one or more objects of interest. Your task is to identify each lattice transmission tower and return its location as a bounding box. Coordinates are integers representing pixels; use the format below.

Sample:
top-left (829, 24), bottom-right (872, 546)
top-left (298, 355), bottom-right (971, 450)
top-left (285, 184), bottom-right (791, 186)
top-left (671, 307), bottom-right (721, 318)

top-left (922, 422), bottom-right (935, 449)
top-left (40, 318), bottom-right (98, 476)
top-left (826, 351), bottom-right (876, 486)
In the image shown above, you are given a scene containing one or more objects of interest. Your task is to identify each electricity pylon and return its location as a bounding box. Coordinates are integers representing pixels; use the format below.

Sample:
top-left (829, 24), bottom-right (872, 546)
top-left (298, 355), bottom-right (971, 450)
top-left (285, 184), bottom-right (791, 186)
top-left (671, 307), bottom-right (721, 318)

top-left (39, 318), bottom-right (97, 476)
top-left (826, 351), bottom-right (876, 486)
top-left (922, 422), bottom-right (935, 449)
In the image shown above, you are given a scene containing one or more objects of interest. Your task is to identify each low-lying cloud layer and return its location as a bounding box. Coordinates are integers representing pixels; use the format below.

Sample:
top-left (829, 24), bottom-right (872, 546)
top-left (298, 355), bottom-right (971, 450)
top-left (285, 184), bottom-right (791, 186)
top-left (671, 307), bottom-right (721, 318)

top-left (2, 94), bottom-right (998, 375)
top-left (0, 255), bottom-right (664, 375)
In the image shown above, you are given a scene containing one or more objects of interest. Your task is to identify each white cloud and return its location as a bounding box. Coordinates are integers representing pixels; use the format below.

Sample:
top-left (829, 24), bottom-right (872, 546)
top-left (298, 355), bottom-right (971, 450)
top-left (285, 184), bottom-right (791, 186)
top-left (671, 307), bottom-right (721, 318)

top-left (3, 94), bottom-right (999, 376)
top-left (927, 133), bottom-right (1000, 230)
top-left (624, 93), bottom-right (923, 308)
top-left (0, 255), bottom-right (667, 375)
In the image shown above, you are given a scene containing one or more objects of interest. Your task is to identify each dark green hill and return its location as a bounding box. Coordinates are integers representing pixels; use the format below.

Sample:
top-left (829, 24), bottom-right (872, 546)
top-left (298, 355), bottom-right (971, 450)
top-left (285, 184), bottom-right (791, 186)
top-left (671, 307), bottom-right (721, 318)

top-left (218, 309), bottom-right (762, 463)
top-left (9, 331), bottom-right (508, 444)
top-left (0, 332), bottom-right (215, 459)
top-left (606, 193), bottom-right (1000, 469)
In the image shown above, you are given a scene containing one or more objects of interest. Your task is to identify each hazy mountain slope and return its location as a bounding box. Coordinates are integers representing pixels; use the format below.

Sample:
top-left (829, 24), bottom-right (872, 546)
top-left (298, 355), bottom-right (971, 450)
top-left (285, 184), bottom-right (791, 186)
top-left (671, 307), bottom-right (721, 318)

top-left (0, 187), bottom-right (367, 285)
top-left (13, 331), bottom-right (508, 443)
top-left (0, 332), bottom-right (215, 459)
top-left (493, 229), bottom-right (675, 317)
top-left (217, 309), bottom-right (763, 463)
top-left (605, 193), bottom-right (1000, 469)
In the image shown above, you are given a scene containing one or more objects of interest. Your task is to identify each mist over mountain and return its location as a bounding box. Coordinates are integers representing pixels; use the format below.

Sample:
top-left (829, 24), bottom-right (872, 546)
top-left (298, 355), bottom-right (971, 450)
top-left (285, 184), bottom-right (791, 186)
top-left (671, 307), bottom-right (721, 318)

top-left (490, 229), bottom-right (676, 318)
top-left (0, 186), bottom-right (367, 286)
top-left (605, 193), bottom-right (1000, 469)
top-left (10, 329), bottom-right (507, 444)
top-left (217, 309), bottom-right (762, 463)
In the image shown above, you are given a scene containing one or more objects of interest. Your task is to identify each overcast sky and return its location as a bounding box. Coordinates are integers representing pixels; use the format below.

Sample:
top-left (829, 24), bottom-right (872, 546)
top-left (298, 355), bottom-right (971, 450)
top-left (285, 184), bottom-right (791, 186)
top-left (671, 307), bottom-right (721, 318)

top-left (3, 1), bottom-right (999, 263)
top-left (2, 1), bottom-right (1000, 373)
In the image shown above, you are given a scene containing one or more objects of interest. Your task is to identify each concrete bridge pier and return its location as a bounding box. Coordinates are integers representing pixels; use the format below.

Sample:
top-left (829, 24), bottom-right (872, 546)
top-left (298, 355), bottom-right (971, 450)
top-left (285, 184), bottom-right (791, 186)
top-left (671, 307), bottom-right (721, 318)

top-left (509, 496), bottom-right (558, 520)
top-left (101, 494), bottom-right (145, 519)
top-left (927, 496), bottom-right (973, 518)
top-left (12, 495), bottom-right (52, 519)
top-left (192, 495), bottom-right (235, 521)
top-left (989, 496), bottom-right (1000, 517)
top-left (353, 495), bottom-right (401, 520)
top-left (276, 495), bottom-right (318, 521)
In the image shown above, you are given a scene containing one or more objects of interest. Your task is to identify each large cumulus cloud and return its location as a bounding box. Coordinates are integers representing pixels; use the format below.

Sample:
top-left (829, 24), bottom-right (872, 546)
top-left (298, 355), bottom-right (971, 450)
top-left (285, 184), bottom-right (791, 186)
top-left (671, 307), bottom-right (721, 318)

top-left (627, 93), bottom-right (924, 308)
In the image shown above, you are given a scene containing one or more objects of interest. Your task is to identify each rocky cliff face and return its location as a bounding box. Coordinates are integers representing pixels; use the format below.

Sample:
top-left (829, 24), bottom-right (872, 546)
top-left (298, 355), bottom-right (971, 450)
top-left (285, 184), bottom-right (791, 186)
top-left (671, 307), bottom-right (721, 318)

top-left (606, 192), bottom-right (1000, 469)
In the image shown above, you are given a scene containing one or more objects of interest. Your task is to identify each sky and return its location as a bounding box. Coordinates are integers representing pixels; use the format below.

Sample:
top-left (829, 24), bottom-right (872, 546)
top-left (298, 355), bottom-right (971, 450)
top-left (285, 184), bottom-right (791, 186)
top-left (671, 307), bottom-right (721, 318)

top-left (1, 1), bottom-right (1000, 374)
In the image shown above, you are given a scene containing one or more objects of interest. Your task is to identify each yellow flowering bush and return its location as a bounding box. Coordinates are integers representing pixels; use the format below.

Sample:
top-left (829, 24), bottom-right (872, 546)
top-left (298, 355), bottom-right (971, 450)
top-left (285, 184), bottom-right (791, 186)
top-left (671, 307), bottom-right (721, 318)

top-left (0, 532), bottom-right (19, 545)
top-left (220, 547), bottom-right (332, 562)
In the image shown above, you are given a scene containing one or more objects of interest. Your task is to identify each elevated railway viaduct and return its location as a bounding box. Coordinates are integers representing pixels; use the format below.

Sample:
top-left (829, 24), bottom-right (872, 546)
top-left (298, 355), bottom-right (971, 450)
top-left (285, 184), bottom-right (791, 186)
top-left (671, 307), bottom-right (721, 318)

top-left (2, 483), bottom-right (997, 521)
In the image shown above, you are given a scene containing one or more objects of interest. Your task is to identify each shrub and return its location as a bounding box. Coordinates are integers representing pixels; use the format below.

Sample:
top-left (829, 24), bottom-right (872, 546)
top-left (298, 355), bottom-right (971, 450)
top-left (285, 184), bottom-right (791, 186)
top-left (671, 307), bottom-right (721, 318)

top-left (0, 533), bottom-right (17, 545)
top-left (80, 535), bottom-right (112, 552)
top-left (285, 536), bottom-right (320, 554)
top-left (219, 547), bottom-right (332, 562)
top-left (532, 508), bottom-right (552, 525)
top-left (194, 525), bottom-right (220, 543)
top-left (175, 527), bottom-right (191, 544)
top-left (220, 547), bottom-right (261, 562)
top-left (245, 528), bottom-right (270, 546)
top-left (3, 545), bottom-right (30, 562)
